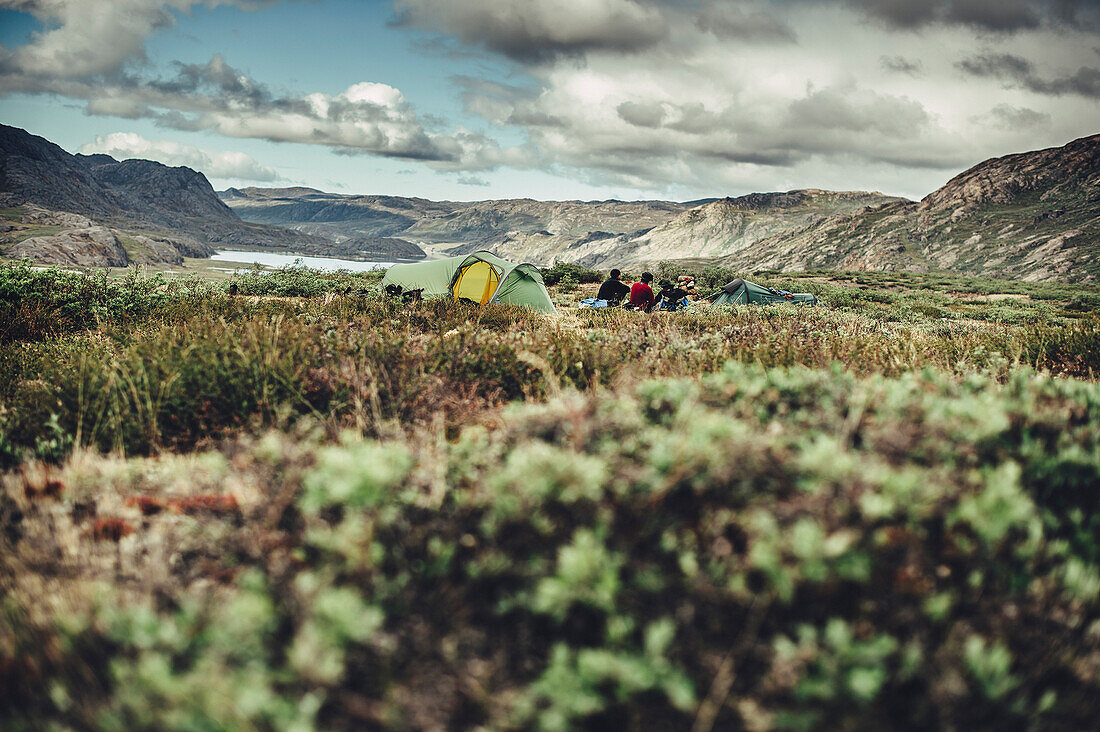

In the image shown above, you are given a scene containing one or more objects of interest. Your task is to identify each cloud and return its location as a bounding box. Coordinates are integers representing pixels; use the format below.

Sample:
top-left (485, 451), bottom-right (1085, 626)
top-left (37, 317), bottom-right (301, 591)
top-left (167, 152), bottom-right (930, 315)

top-left (0, 0), bottom-right (279, 79)
top-left (956, 51), bottom-right (1100, 97)
top-left (79, 132), bottom-right (283, 180)
top-left (880, 55), bottom-right (923, 76)
top-left (3, 0), bottom-right (1098, 200)
top-left (980, 103), bottom-right (1052, 129)
top-left (838, 0), bottom-right (1096, 33)
top-left (617, 100), bottom-right (666, 128)
top-left (695, 3), bottom-right (796, 42)
top-left (956, 52), bottom-right (1035, 78)
top-left (1, 47), bottom-right (527, 169)
top-left (392, 0), bottom-right (667, 62)
top-left (457, 175), bottom-right (490, 186)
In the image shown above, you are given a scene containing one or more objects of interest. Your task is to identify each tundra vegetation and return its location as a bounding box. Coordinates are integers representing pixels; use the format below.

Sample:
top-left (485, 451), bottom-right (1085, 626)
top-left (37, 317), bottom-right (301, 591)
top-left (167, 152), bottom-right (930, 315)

top-left (1, 258), bottom-right (1099, 730)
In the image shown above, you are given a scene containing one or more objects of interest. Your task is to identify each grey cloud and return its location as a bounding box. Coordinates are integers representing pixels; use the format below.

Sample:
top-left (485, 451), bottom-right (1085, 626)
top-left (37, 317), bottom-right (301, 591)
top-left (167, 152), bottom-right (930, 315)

top-left (503, 73), bottom-right (964, 194)
top-left (956, 52), bottom-right (1034, 78)
top-left (392, 0), bottom-right (667, 63)
top-left (695, 4), bottom-right (796, 42)
top-left (84, 96), bottom-right (152, 119)
top-left (455, 75), bottom-right (565, 128)
top-left (784, 0), bottom-right (1100, 33)
top-left (457, 175), bottom-right (490, 186)
top-left (880, 55), bottom-right (923, 76)
top-left (664, 103), bottom-right (726, 135)
top-left (956, 52), bottom-right (1100, 97)
top-left (617, 101), bottom-right (666, 128)
top-left (1026, 65), bottom-right (1100, 96)
top-left (786, 86), bottom-right (930, 138)
top-left (942, 0), bottom-right (1041, 32)
top-left (986, 103), bottom-right (1052, 129)
top-left (847, 0), bottom-right (939, 29)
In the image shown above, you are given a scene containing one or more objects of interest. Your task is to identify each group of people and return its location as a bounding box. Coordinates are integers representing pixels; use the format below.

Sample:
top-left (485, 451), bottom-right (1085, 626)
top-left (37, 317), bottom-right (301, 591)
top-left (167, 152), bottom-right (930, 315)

top-left (595, 269), bottom-right (696, 312)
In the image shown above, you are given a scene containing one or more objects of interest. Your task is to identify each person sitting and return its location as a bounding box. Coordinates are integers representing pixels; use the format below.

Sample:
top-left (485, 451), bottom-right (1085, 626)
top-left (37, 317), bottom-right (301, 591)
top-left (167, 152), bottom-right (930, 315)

top-left (655, 279), bottom-right (691, 311)
top-left (596, 268), bottom-right (631, 305)
top-left (628, 272), bottom-right (655, 312)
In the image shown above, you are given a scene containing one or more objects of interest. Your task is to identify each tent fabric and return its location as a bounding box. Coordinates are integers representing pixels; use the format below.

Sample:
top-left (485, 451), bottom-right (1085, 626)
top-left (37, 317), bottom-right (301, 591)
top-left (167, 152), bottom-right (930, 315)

top-left (383, 255), bottom-right (465, 297)
top-left (721, 278), bottom-right (745, 296)
top-left (453, 259), bottom-right (500, 304)
top-left (491, 263), bottom-right (557, 314)
top-left (710, 278), bottom-right (820, 306)
top-left (381, 250), bottom-right (557, 314)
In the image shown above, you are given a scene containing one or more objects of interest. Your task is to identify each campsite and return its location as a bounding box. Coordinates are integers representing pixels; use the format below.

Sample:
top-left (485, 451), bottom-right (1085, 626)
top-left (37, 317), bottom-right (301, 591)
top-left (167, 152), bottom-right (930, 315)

top-left (3, 258), bottom-right (1099, 729)
top-left (2, 0), bottom-right (1100, 727)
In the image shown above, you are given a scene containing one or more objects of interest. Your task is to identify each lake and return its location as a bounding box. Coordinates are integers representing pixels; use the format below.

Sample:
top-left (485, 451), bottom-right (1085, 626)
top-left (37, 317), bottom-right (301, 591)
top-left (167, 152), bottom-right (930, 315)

top-left (210, 250), bottom-right (398, 272)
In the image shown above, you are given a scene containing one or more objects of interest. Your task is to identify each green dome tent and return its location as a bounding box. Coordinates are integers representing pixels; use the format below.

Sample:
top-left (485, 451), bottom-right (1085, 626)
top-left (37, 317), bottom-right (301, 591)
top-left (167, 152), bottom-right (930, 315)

top-left (710, 278), bottom-right (820, 306)
top-left (382, 251), bottom-right (557, 314)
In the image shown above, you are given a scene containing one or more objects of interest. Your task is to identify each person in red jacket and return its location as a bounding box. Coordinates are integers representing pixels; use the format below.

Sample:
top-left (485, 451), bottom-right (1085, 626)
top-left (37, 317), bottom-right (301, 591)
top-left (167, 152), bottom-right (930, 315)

top-left (629, 272), bottom-right (655, 312)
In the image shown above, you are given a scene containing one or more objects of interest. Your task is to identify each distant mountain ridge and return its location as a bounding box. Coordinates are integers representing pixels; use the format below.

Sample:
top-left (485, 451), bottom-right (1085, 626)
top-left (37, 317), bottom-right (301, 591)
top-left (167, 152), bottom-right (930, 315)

top-left (720, 134), bottom-right (1100, 281)
top-left (222, 185), bottom-right (902, 268)
top-left (2, 124), bottom-right (1095, 280)
top-left (224, 136), bottom-right (1098, 281)
top-left (0, 125), bottom-right (424, 265)
top-left (222, 187), bottom-right (697, 253)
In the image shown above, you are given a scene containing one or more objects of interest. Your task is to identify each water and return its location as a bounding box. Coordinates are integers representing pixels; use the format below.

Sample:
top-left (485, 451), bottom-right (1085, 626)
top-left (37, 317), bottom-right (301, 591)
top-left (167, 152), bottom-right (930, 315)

top-left (210, 250), bottom-right (397, 272)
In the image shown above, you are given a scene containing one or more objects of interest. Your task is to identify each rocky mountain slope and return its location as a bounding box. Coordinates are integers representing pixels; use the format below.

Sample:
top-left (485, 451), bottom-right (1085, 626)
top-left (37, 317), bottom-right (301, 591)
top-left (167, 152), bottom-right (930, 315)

top-left (222, 185), bottom-right (902, 268)
top-left (725, 134), bottom-right (1100, 281)
top-left (221, 187), bottom-right (699, 254)
top-left (0, 125), bottom-right (423, 265)
top-left (536, 190), bottom-right (906, 267)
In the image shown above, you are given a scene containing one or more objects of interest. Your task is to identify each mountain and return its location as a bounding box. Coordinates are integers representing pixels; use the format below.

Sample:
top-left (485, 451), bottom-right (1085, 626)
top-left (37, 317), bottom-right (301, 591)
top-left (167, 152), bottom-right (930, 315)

top-left (5, 123), bottom-right (1094, 280)
top-left (543, 190), bottom-right (906, 267)
top-left (221, 187), bottom-right (697, 255)
top-left (0, 125), bottom-right (423, 266)
top-left (221, 186), bottom-right (906, 268)
top-left (721, 134), bottom-right (1100, 281)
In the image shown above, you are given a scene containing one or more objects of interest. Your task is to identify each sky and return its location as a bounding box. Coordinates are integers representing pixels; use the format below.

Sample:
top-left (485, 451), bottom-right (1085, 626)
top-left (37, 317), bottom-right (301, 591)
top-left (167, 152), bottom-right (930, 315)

top-left (0, 0), bottom-right (1098, 202)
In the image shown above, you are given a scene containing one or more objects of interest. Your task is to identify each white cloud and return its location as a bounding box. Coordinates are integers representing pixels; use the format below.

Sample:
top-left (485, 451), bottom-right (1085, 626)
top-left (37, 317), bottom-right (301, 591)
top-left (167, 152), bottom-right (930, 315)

top-left (2, 0), bottom-right (1098, 199)
top-left (79, 132), bottom-right (282, 181)
top-left (450, 2), bottom-right (1100, 197)
top-left (0, 1), bottom-right (272, 79)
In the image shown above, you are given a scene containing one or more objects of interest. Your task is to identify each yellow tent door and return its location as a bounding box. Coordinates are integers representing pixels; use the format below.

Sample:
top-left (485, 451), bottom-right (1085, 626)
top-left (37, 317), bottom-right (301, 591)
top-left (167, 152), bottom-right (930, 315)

top-left (452, 260), bottom-right (500, 304)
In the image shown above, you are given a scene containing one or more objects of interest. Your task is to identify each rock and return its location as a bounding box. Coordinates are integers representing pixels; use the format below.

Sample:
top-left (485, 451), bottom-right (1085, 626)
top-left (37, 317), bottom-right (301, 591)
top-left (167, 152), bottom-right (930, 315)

top-left (7, 226), bottom-right (129, 267)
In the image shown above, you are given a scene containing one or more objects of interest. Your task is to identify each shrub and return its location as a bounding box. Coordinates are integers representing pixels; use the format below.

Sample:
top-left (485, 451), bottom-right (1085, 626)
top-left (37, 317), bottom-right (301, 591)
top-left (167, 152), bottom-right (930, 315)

top-left (540, 262), bottom-right (603, 286)
top-left (4, 363), bottom-right (1099, 729)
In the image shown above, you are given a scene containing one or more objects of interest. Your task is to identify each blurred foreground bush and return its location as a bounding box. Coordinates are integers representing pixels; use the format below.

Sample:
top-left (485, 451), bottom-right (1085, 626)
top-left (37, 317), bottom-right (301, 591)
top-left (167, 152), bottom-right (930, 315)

top-left (3, 363), bottom-right (1098, 729)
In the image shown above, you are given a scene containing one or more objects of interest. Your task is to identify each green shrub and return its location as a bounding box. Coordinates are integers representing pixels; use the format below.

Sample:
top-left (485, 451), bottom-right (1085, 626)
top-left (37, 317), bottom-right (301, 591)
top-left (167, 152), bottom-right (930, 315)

top-left (5, 363), bottom-right (1099, 729)
top-left (540, 262), bottom-right (603, 286)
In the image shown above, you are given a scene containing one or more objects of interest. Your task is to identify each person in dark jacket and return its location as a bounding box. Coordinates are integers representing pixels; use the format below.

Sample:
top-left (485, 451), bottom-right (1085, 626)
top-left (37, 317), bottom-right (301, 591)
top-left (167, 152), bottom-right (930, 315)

top-left (629, 272), bottom-right (655, 311)
top-left (655, 279), bottom-right (691, 311)
top-left (596, 268), bottom-right (631, 305)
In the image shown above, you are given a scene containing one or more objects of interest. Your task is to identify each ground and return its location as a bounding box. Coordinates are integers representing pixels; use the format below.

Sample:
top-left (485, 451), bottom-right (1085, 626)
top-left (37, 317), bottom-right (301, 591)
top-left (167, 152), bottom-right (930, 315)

top-left (1, 258), bottom-right (1098, 730)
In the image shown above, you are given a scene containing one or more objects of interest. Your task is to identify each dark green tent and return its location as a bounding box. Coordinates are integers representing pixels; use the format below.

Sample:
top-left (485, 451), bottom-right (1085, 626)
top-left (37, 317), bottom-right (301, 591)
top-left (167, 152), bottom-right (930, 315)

top-left (710, 278), bottom-right (819, 306)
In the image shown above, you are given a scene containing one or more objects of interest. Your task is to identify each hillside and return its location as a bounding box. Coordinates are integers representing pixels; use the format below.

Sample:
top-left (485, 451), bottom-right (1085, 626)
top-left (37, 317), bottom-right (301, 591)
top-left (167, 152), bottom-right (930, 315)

top-left (222, 187), bottom-right (696, 254)
top-left (0, 126), bottom-right (422, 266)
top-left (726, 134), bottom-right (1100, 281)
top-left (222, 136), bottom-right (1098, 281)
top-left (541, 190), bottom-right (906, 267)
top-left (222, 186), bottom-right (900, 267)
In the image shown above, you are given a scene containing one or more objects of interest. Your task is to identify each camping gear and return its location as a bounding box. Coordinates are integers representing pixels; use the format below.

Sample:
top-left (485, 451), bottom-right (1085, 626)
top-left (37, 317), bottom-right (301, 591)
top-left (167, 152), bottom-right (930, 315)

top-left (579, 297), bottom-right (609, 308)
top-left (382, 251), bottom-right (556, 314)
top-left (710, 278), bottom-right (820, 306)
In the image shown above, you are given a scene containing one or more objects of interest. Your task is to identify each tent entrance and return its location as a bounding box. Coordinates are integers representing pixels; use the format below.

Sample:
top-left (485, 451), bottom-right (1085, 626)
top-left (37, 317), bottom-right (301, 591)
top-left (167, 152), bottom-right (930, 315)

top-left (453, 260), bottom-right (500, 304)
